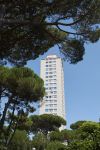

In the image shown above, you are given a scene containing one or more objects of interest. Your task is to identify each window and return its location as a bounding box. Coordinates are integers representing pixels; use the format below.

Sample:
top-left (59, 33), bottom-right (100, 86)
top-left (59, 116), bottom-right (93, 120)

top-left (52, 87), bottom-right (57, 89)
top-left (54, 79), bottom-right (56, 81)
top-left (49, 75), bottom-right (53, 78)
top-left (54, 109), bottom-right (57, 111)
top-left (53, 75), bottom-right (56, 77)
top-left (49, 109), bottom-right (53, 112)
top-left (54, 95), bottom-right (57, 98)
top-left (50, 91), bottom-right (53, 94)
top-left (54, 100), bottom-right (57, 102)
top-left (49, 104), bottom-right (53, 107)
top-left (49, 68), bottom-right (52, 71)
top-left (45, 83), bottom-right (48, 86)
top-left (45, 109), bottom-right (48, 112)
top-left (49, 65), bottom-right (52, 67)
top-left (49, 72), bottom-right (53, 74)
top-left (48, 100), bottom-right (53, 103)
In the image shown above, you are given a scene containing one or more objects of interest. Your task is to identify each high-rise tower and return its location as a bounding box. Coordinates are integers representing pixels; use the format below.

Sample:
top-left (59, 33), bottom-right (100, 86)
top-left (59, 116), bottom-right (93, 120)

top-left (39, 55), bottom-right (66, 121)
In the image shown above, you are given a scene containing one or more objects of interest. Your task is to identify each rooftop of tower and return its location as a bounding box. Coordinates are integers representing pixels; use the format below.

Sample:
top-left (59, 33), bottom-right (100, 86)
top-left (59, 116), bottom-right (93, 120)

top-left (47, 54), bottom-right (57, 58)
top-left (41, 54), bottom-right (60, 60)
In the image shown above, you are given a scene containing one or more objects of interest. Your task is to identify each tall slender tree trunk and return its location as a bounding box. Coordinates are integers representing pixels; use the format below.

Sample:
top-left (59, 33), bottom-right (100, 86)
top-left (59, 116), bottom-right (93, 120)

top-left (0, 96), bottom-right (13, 133)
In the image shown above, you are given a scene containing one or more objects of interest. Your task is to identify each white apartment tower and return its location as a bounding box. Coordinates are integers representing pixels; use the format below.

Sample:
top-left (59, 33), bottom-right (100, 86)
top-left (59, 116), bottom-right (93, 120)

top-left (39, 55), bottom-right (66, 120)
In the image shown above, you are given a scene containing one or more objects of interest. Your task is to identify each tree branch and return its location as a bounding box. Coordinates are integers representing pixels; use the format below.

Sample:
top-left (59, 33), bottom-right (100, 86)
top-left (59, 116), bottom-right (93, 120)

top-left (6, 123), bottom-right (17, 147)
top-left (0, 95), bottom-right (13, 134)
top-left (56, 25), bottom-right (85, 36)
top-left (5, 103), bottom-right (16, 144)
top-left (6, 111), bottom-right (20, 147)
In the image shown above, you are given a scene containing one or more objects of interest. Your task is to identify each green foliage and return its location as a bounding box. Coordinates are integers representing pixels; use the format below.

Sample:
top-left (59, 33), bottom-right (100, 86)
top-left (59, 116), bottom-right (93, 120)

top-left (6, 67), bottom-right (45, 101)
top-left (0, 66), bottom-right (45, 148)
top-left (67, 140), bottom-right (94, 150)
top-left (70, 120), bottom-right (86, 130)
top-left (79, 121), bottom-right (100, 134)
top-left (50, 129), bottom-right (74, 143)
top-left (0, 66), bottom-right (45, 102)
top-left (46, 141), bottom-right (67, 150)
top-left (30, 114), bottom-right (66, 134)
top-left (61, 40), bottom-right (85, 64)
top-left (8, 130), bottom-right (31, 150)
top-left (50, 131), bottom-right (64, 141)
top-left (0, 119), bottom-right (99, 150)
top-left (67, 121), bottom-right (100, 150)
top-left (0, 0), bottom-right (100, 65)
top-left (49, 121), bottom-right (100, 150)
top-left (32, 133), bottom-right (47, 150)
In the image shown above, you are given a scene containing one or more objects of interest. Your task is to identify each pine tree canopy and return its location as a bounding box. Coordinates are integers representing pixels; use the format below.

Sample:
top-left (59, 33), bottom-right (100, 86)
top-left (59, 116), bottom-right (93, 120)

top-left (0, 0), bottom-right (100, 65)
top-left (0, 66), bottom-right (45, 146)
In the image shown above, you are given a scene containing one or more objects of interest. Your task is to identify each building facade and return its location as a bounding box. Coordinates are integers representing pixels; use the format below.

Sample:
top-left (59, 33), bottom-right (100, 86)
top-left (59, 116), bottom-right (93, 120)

top-left (39, 55), bottom-right (66, 121)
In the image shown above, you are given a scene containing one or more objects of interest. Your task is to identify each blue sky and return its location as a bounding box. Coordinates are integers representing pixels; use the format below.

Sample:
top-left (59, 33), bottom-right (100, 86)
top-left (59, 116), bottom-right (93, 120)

top-left (26, 40), bottom-right (100, 128)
